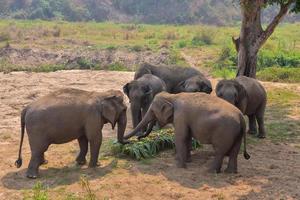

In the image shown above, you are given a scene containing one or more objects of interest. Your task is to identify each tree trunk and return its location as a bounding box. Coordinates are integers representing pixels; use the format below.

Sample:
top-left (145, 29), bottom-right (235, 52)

top-left (235, 0), bottom-right (294, 78)
top-left (236, 0), bottom-right (263, 78)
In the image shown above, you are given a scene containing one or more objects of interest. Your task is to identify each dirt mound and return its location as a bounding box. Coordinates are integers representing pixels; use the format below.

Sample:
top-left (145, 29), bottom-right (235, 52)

top-left (0, 45), bottom-right (171, 71)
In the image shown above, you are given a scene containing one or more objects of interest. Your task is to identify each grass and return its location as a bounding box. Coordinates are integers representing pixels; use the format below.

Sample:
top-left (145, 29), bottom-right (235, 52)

top-left (265, 89), bottom-right (300, 141)
top-left (110, 129), bottom-right (202, 160)
top-left (257, 67), bottom-right (300, 83)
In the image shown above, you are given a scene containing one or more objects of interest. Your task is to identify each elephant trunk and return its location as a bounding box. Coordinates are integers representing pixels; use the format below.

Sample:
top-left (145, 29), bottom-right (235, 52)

top-left (124, 110), bottom-right (155, 140)
top-left (117, 110), bottom-right (128, 144)
top-left (131, 102), bottom-right (142, 128)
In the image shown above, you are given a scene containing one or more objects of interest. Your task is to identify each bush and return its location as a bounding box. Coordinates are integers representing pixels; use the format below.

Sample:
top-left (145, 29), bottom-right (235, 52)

top-left (191, 31), bottom-right (215, 46)
top-left (177, 40), bottom-right (187, 48)
top-left (257, 67), bottom-right (300, 83)
top-left (257, 50), bottom-right (300, 70)
top-left (110, 129), bottom-right (202, 160)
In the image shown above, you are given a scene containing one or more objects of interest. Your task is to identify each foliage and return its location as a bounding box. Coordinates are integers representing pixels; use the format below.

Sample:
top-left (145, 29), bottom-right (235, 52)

top-left (80, 176), bottom-right (96, 200)
top-left (107, 63), bottom-right (128, 71)
top-left (23, 182), bottom-right (48, 200)
top-left (110, 129), bottom-right (202, 160)
top-left (257, 67), bottom-right (300, 82)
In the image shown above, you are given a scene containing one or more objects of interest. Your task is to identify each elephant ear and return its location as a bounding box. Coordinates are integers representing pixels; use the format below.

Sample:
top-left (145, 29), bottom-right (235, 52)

top-left (101, 97), bottom-right (119, 129)
top-left (235, 82), bottom-right (248, 113)
top-left (160, 99), bottom-right (174, 122)
top-left (123, 83), bottom-right (130, 97)
top-left (215, 81), bottom-right (224, 96)
top-left (142, 85), bottom-right (152, 96)
top-left (174, 81), bottom-right (186, 93)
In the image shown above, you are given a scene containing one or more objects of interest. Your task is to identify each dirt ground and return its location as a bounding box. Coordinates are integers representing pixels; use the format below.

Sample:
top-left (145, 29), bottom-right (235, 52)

top-left (0, 70), bottom-right (299, 200)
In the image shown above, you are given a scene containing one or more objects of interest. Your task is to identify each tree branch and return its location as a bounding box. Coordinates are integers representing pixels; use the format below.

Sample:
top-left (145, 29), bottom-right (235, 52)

top-left (232, 36), bottom-right (240, 52)
top-left (255, 0), bottom-right (294, 49)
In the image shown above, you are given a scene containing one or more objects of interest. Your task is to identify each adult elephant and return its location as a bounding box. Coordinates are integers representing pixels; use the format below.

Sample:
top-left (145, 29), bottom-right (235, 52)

top-left (216, 76), bottom-right (267, 138)
top-left (123, 74), bottom-right (166, 131)
top-left (135, 63), bottom-right (212, 94)
top-left (124, 92), bottom-right (250, 173)
top-left (15, 88), bottom-right (128, 178)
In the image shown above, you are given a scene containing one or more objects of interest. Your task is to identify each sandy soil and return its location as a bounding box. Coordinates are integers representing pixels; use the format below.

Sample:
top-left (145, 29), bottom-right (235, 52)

top-left (0, 70), bottom-right (299, 200)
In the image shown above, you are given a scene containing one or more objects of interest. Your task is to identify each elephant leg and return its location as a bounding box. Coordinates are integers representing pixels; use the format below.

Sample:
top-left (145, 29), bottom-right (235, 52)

top-left (186, 133), bottom-right (192, 163)
top-left (174, 123), bottom-right (189, 168)
top-left (256, 112), bottom-right (266, 139)
top-left (26, 144), bottom-right (49, 179)
top-left (76, 135), bottom-right (88, 165)
top-left (39, 153), bottom-right (48, 166)
top-left (248, 114), bottom-right (257, 135)
top-left (209, 153), bottom-right (225, 174)
top-left (225, 136), bottom-right (242, 173)
top-left (88, 133), bottom-right (102, 168)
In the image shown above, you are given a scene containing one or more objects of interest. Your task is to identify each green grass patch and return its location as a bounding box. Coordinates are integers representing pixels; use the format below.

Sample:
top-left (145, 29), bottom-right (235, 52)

top-left (110, 129), bottom-right (202, 160)
top-left (257, 67), bottom-right (300, 83)
top-left (107, 62), bottom-right (129, 71)
top-left (24, 182), bottom-right (48, 200)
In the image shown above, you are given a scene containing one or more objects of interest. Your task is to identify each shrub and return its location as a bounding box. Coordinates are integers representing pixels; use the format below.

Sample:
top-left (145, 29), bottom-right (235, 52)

top-left (130, 45), bottom-right (143, 52)
top-left (191, 31), bottom-right (215, 46)
top-left (110, 129), bottom-right (202, 160)
top-left (177, 40), bottom-right (187, 48)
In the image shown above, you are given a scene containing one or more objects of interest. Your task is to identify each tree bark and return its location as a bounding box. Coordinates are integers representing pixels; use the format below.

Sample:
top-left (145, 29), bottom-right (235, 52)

top-left (236, 0), bottom-right (264, 78)
top-left (235, 0), bottom-right (294, 78)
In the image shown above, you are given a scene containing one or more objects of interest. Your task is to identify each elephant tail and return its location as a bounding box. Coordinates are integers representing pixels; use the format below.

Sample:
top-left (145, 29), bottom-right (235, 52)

top-left (15, 107), bottom-right (27, 168)
top-left (241, 114), bottom-right (250, 160)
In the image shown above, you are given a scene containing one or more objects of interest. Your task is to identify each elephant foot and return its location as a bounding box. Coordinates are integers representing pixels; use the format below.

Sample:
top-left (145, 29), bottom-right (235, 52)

top-left (207, 168), bottom-right (221, 174)
top-left (26, 170), bottom-right (38, 179)
top-left (88, 162), bottom-right (100, 168)
top-left (247, 130), bottom-right (257, 135)
top-left (257, 134), bottom-right (266, 139)
top-left (186, 155), bottom-right (192, 163)
top-left (76, 158), bottom-right (87, 165)
top-left (224, 167), bottom-right (238, 174)
top-left (40, 159), bottom-right (48, 165)
top-left (176, 161), bottom-right (187, 168)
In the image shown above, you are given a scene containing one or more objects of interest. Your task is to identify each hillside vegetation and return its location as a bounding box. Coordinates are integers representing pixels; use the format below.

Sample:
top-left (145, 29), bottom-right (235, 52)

top-left (0, 0), bottom-right (300, 25)
top-left (0, 20), bottom-right (299, 82)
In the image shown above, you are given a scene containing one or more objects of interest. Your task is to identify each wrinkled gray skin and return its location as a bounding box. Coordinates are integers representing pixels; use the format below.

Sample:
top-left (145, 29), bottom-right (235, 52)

top-left (135, 63), bottom-right (212, 94)
top-left (15, 88), bottom-right (128, 179)
top-left (173, 75), bottom-right (212, 94)
top-left (123, 74), bottom-right (166, 133)
top-left (124, 92), bottom-right (250, 173)
top-left (216, 76), bottom-right (267, 138)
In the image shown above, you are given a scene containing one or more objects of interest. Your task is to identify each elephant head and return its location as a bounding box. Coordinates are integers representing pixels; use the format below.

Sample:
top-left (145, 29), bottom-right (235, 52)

top-left (215, 80), bottom-right (248, 113)
top-left (175, 75), bottom-right (212, 94)
top-left (124, 94), bottom-right (174, 139)
top-left (98, 95), bottom-right (128, 144)
top-left (123, 81), bottom-right (153, 128)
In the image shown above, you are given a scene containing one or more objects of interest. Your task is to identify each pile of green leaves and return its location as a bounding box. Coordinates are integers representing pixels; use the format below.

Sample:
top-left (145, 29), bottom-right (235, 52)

top-left (110, 129), bottom-right (202, 160)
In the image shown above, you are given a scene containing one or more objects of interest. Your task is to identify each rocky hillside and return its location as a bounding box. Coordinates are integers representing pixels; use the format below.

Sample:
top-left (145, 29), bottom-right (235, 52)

top-left (0, 0), bottom-right (299, 25)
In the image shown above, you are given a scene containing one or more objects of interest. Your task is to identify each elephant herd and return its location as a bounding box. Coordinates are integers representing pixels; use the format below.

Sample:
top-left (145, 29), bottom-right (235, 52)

top-left (15, 63), bottom-right (267, 178)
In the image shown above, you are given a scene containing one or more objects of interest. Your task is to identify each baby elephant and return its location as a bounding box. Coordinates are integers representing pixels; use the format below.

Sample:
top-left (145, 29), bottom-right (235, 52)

top-left (216, 76), bottom-right (267, 138)
top-left (173, 75), bottom-right (212, 94)
top-left (125, 92), bottom-right (250, 173)
top-left (15, 88), bottom-right (128, 178)
top-left (123, 74), bottom-right (166, 132)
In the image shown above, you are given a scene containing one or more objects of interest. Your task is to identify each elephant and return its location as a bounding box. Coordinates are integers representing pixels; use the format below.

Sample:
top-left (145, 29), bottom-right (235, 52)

top-left (215, 76), bottom-right (267, 138)
top-left (123, 74), bottom-right (166, 132)
top-left (173, 75), bottom-right (212, 94)
top-left (124, 92), bottom-right (250, 173)
top-left (15, 88), bottom-right (128, 178)
top-left (134, 63), bottom-right (212, 94)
